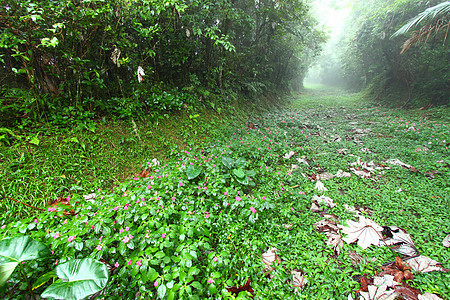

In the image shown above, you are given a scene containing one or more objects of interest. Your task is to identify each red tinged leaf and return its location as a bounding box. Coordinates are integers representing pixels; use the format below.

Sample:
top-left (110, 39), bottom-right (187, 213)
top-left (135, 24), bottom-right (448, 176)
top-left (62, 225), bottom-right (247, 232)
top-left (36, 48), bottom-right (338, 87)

top-left (49, 197), bottom-right (71, 207)
top-left (394, 284), bottom-right (421, 300)
top-left (357, 274), bottom-right (372, 293)
top-left (49, 197), bottom-right (75, 216)
top-left (226, 279), bottom-right (255, 299)
top-left (138, 169), bottom-right (150, 178)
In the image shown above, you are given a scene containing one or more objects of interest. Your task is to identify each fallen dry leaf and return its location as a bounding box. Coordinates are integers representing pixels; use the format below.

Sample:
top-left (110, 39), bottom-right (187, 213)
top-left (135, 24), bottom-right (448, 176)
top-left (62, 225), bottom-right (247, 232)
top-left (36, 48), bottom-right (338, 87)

top-left (380, 226), bottom-right (419, 257)
top-left (297, 158), bottom-right (309, 165)
top-left (314, 219), bottom-right (343, 254)
top-left (379, 257), bottom-right (414, 283)
top-left (283, 151), bottom-right (296, 159)
top-left (351, 168), bottom-right (372, 178)
top-left (338, 216), bottom-right (383, 249)
top-left (317, 172), bottom-right (334, 181)
top-left (442, 235), bottom-right (450, 247)
top-left (291, 270), bottom-right (307, 293)
top-left (310, 202), bottom-right (322, 213)
top-left (373, 275), bottom-right (400, 288)
top-left (393, 285), bottom-right (421, 300)
top-left (418, 293), bottom-right (444, 300)
top-left (385, 158), bottom-right (412, 169)
top-left (312, 195), bottom-right (336, 208)
top-left (360, 284), bottom-right (397, 300)
top-left (404, 255), bottom-right (448, 273)
top-left (348, 250), bottom-right (363, 265)
top-left (226, 279), bottom-right (255, 298)
top-left (315, 181), bottom-right (328, 191)
top-left (336, 169), bottom-right (352, 178)
top-left (262, 247), bottom-right (281, 275)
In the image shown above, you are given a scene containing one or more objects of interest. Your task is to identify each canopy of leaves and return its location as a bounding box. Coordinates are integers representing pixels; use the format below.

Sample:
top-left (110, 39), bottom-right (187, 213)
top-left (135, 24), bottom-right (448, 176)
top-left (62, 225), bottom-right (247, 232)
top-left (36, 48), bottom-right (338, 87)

top-left (313, 0), bottom-right (449, 107)
top-left (0, 0), bottom-right (325, 125)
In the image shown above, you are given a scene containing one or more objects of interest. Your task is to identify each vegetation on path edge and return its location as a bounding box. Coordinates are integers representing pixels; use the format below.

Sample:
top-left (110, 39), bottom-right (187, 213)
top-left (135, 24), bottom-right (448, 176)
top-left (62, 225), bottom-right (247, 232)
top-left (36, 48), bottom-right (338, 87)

top-left (1, 87), bottom-right (449, 299)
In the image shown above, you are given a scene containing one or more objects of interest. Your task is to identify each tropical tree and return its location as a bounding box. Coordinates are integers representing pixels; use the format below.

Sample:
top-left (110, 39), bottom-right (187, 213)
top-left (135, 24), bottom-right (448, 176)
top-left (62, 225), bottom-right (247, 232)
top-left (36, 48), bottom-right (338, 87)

top-left (391, 1), bottom-right (450, 53)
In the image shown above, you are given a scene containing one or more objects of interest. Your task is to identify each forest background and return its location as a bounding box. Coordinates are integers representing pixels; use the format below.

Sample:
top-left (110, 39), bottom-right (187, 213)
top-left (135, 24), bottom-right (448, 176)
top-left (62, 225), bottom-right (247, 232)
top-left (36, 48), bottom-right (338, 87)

top-left (1, 0), bottom-right (448, 129)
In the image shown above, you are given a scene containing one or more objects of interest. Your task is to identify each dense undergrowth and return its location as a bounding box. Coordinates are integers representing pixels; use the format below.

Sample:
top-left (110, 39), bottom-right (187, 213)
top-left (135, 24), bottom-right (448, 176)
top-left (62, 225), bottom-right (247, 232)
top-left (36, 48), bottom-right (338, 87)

top-left (1, 87), bottom-right (449, 299)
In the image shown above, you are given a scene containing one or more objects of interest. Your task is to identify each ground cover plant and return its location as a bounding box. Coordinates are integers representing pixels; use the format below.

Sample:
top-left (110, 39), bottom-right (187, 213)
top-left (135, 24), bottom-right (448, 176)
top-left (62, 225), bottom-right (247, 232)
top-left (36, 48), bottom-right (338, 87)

top-left (1, 87), bottom-right (449, 299)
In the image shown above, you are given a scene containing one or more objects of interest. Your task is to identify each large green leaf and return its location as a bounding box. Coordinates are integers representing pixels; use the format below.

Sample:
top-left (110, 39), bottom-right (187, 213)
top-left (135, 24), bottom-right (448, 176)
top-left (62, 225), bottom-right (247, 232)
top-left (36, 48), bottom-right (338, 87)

top-left (0, 236), bottom-right (50, 286)
top-left (41, 258), bottom-right (109, 300)
top-left (232, 168), bottom-right (246, 178)
top-left (222, 157), bottom-right (234, 169)
top-left (186, 165), bottom-right (202, 180)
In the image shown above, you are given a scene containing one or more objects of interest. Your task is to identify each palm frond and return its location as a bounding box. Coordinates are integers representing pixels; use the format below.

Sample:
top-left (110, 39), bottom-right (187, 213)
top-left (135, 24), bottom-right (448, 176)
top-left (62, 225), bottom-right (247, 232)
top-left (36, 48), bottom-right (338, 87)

top-left (391, 1), bottom-right (450, 38)
top-left (400, 19), bottom-right (449, 54)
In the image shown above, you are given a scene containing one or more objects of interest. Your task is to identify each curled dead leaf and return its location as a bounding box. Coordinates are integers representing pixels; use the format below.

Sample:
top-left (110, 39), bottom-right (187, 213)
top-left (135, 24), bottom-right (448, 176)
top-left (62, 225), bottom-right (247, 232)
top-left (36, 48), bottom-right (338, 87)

top-left (291, 270), bottom-right (307, 293)
top-left (226, 279), bottom-right (255, 299)
top-left (315, 181), bottom-right (328, 191)
top-left (312, 195), bottom-right (336, 208)
top-left (262, 247), bottom-right (281, 276)
top-left (404, 255), bottom-right (448, 273)
top-left (380, 226), bottom-right (419, 257)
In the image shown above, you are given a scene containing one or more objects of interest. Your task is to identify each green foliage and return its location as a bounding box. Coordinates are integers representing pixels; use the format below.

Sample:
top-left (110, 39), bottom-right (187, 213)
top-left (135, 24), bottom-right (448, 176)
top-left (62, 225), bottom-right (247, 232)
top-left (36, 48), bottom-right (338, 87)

top-left (337, 0), bottom-right (449, 106)
top-left (0, 0), bottom-right (325, 123)
top-left (41, 258), bottom-right (109, 300)
top-left (391, 1), bottom-right (450, 37)
top-left (0, 89), bottom-right (449, 298)
top-left (0, 236), bottom-right (50, 286)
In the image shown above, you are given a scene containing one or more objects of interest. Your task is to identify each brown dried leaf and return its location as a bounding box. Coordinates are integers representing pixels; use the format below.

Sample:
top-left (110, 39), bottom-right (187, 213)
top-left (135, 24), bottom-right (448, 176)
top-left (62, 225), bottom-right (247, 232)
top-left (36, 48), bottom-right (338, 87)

top-left (291, 270), bottom-right (307, 293)
top-left (348, 250), bottom-right (363, 265)
top-left (226, 279), bottom-right (255, 298)
top-left (393, 285), bottom-right (421, 300)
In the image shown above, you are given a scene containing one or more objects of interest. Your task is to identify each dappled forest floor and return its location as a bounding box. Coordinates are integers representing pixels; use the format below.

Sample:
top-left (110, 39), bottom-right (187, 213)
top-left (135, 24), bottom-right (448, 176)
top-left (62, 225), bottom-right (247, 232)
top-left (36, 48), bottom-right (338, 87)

top-left (1, 87), bottom-right (449, 299)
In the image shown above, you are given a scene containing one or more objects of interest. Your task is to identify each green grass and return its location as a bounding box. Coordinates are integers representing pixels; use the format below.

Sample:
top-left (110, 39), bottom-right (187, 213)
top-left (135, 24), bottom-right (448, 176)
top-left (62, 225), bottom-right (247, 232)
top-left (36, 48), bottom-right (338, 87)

top-left (0, 106), bottom-right (246, 219)
top-left (1, 89), bottom-right (449, 299)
